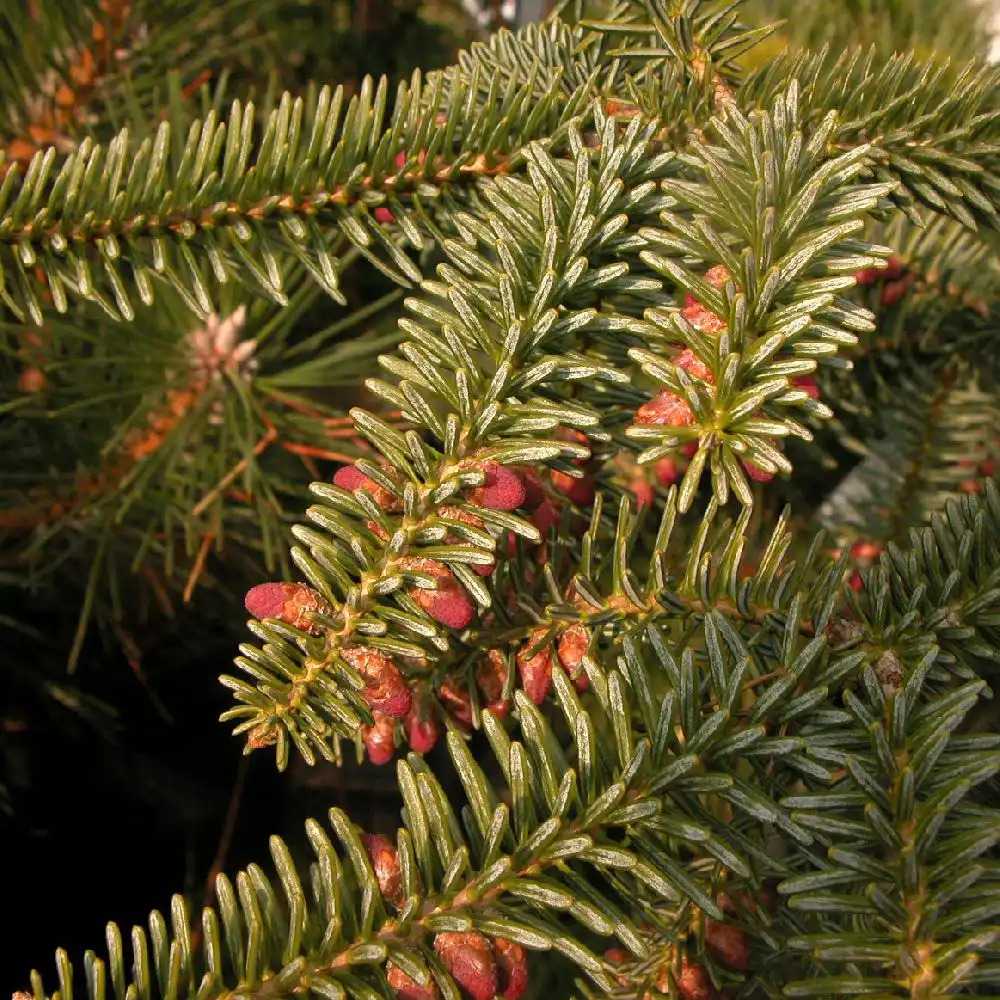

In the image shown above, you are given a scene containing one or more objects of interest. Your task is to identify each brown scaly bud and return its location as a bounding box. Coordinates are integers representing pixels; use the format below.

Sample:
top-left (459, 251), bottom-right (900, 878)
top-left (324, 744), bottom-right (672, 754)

top-left (476, 649), bottom-right (511, 719)
top-left (342, 646), bottom-right (412, 719)
top-left (440, 507), bottom-right (495, 576)
top-left (246, 722), bottom-right (279, 749)
top-left (433, 932), bottom-right (498, 1000)
top-left (517, 631), bottom-right (553, 705)
top-left (387, 962), bottom-right (440, 1000)
top-left (401, 558), bottom-right (476, 630)
top-left (494, 939), bottom-right (529, 1000)
top-left (439, 676), bottom-right (473, 731)
top-left (361, 832), bottom-right (405, 906)
top-left (874, 649), bottom-right (903, 696)
top-left (705, 920), bottom-right (751, 971)
top-left (633, 388), bottom-right (696, 428)
top-left (333, 463), bottom-right (397, 509)
top-left (824, 616), bottom-right (864, 647)
top-left (362, 712), bottom-right (396, 765)
top-left (244, 582), bottom-right (332, 635)
top-left (404, 700), bottom-right (440, 754)
top-left (556, 623), bottom-right (591, 692)
top-left (675, 959), bottom-right (718, 1000)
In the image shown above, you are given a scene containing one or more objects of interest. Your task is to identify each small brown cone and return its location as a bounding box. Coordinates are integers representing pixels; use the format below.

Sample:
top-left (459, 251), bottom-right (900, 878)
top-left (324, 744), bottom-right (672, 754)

top-left (342, 646), bottom-right (412, 718)
top-left (361, 832), bottom-right (404, 906)
top-left (556, 623), bottom-right (591, 691)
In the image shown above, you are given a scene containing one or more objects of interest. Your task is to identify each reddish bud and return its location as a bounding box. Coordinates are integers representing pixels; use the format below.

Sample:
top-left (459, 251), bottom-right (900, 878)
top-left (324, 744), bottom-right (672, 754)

top-left (604, 948), bottom-right (630, 988)
top-left (375, 206), bottom-right (395, 224)
top-left (395, 149), bottom-right (427, 171)
top-left (404, 558), bottom-right (476, 629)
top-left (682, 441), bottom-right (699, 459)
top-left (472, 462), bottom-right (526, 511)
top-left (850, 540), bottom-right (882, 562)
top-left (676, 959), bottom-right (718, 1000)
top-left (531, 499), bottom-right (560, 536)
top-left (634, 389), bottom-right (695, 427)
top-left (884, 255), bottom-right (904, 280)
top-left (494, 939), bottom-right (528, 1000)
top-left (656, 457), bottom-right (679, 487)
top-left (362, 712), bottom-right (396, 765)
top-left (361, 832), bottom-right (405, 906)
top-left (333, 464), bottom-right (396, 509)
top-left (705, 921), bottom-right (751, 971)
top-left (557, 623), bottom-right (591, 691)
top-left (367, 519), bottom-right (391, 542)
top-left (245, 582), bottom-right (332, 635)
top-left (880, 279), bottom-right (908, 307)
top-left (959, 479), bottom-right (982, 494)
top-left (517, 633), bottom-right (553, 705)
top-left (681, 301), bottom-right (727, 336)
top-left (404, 700), bottom-right (440, 754)
top-left (675, 348), bottom-right (714, 384)
top-left (631, 476), bottom-right (655, 511)
top-left (981, 458), bottom-right (997, 477)
top-left (439, 676), bottom-right (473, 730)
top-left (18, 366), bottom-right (46, 393)
top-left (704, 265), bottom-right (731, 288)
top-left (434, 932), bottom-right (498, 1000)
top-left (550, 470), bottom-right (595, 506)
top-left (342, 646), bottom-right (412, 719)
top-left (247, 723), bottom-right (279, 749)
top-left (854, 267), bottom-right (878, 286)
top-left (476, 650), bottom-right (511, 719)
top-left (742, 460), bottom-right (775, 483)
top-left (793, 375), bottom-right (820, 399)
top-left (387, 963), bottom-right (440, 1000)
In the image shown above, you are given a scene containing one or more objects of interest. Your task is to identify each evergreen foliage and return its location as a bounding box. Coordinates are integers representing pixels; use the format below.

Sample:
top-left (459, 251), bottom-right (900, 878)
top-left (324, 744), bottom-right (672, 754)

top-left (6, 1), bottom-right (1000, 999)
